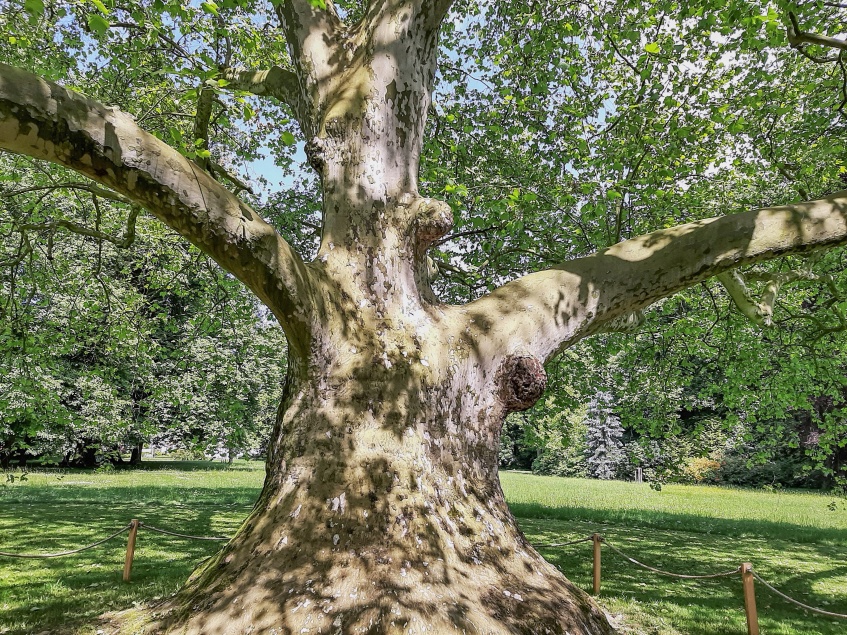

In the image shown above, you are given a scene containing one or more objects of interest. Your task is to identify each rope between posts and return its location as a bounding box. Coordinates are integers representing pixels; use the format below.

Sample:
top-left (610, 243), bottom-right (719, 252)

top-left (0, 524), bottom-right (132, 558)
top-left (752, 570), bottom-right (847, 619)
top-left (601, 537), bottom-right (742, 579)
top-left (534, 535), bottom-right (595, 548)
top-left (139, 522), bottom-right (229, 541)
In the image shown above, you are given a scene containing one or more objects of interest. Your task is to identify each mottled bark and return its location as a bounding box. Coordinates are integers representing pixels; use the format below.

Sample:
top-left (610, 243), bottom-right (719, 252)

top-left (3, 2), bottom-right (847, 634)
top-left (464, 192), bottom-right (847, 362)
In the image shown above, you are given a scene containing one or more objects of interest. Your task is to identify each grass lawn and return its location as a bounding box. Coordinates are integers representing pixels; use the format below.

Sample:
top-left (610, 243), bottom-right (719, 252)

top-left (0, 463), bottom-right (844, 634)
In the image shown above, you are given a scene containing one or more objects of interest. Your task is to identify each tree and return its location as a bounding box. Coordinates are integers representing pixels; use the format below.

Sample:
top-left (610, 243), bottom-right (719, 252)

top-left (585, 391), bottom-right (624, 480)
top-left (0, 162), bottom-right (287, 467)
top-left (2, 0), bottom-right (847, 632)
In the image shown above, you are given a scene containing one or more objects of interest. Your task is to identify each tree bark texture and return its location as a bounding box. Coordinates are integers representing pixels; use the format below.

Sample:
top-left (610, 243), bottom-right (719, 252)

top-left (3, 1), bottom-right (847, 633)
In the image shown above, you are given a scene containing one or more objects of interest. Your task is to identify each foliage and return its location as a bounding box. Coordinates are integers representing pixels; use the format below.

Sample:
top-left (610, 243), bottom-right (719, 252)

top-left (2, 0), bottom-right (847, 490)
top-left (0, 158), bottom-right (287, 466)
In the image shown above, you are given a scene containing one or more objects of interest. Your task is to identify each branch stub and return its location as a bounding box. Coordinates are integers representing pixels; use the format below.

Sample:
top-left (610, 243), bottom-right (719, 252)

top-left (413, 197), bottom-right (453, 248)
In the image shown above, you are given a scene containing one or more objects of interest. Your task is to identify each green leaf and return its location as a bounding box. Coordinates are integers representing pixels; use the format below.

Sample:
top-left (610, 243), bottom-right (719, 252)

top-left (24, 0), bottom-right (44, 18)
top-left (87, 14), bottom-right (110, 36)
top-left (307, 0), bottom-right (327, 9)
top-left (281, 131), bottom-right (296, 146)
top-left (644, 42), bottom-right (661, 54)
top-left (201, 1), bottom-right (219, 15)
top-left (89, 0), bottom-right (110, 15)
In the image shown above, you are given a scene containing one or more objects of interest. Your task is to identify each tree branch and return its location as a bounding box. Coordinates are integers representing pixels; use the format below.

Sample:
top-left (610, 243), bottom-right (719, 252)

top-left (219, 67), bottom-right (303, 116)
top-left (193, 84), bottom-right (215, 172)
top-left (0, 63), bottom-right (313, 350)
top-left (5, 181), bottom-right (133, 205)
top-left (717, 270), bottom-right (771, 327)
top-left (17, 205), bottom-right (141, 249)
top-left (787, 12), bottom-right (847, 58)
top-left (461, 192), bottom-right (847, 362)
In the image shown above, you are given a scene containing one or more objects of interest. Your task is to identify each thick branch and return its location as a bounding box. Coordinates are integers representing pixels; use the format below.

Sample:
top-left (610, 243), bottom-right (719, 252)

top-left (219, 67), bottom-right (302, 116)
top-left (461, 192), bottom-right (847, 361)
top-left (787, 12), bottom-right (847, 57)
top-left (0, 63), bottom-right (312, 349)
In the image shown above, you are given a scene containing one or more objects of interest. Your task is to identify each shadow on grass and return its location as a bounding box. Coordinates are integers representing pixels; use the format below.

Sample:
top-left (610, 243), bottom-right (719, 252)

top-left (508, 502), bottom-right (847, 546)
top-left (1, 484), bottom-right (262, 507)
top-left (119, 460), bottom-right (263, 472)
top-left (0, 497), bottom-right (250, 635)
top-left (518, 517), bottom-right (847, 635)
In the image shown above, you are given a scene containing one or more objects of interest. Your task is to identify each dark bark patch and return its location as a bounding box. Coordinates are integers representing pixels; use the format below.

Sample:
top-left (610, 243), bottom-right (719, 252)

top-left (305, 136), bottom-right (326, 173)
top-left (498, 355), bottom-right (547, 412)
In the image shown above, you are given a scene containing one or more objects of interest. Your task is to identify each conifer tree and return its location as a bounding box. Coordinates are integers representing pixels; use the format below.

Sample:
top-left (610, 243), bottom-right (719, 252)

top-left (586, 391), bottom-right (625, 480)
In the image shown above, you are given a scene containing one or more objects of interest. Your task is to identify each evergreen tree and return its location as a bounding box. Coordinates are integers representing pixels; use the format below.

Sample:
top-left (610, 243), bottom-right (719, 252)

top-left (586, 391), bottom-right (624, 480)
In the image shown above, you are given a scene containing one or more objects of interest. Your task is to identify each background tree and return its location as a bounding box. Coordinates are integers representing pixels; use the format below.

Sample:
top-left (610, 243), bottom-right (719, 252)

top-left (0, 153), bottom-right (287, 467)
top-left (585, 391), bottom-right (624, 480)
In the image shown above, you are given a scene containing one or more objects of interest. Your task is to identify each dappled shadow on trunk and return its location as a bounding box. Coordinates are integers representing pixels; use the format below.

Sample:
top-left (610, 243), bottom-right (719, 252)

top-left (125, 331), bottom-right (614, 635)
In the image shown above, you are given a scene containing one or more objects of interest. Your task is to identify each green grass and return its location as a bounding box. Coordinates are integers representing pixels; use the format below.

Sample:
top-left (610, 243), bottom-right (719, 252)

top-left (1, 464), bottom-right (846, 635)
top-left (0, 461), bottom-right (262, 635)
top-left (501, 473), bottom-right (847, 635)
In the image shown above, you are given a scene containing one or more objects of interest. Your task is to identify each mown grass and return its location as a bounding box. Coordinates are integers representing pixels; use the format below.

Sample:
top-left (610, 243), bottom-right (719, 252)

top-left (1, 463), bottom-right (845, 635)
top-left (0, 461), bottom-right (262, 635)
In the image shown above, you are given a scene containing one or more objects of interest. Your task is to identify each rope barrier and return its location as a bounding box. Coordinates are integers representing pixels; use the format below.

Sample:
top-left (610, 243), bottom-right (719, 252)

top-left (534, 535), bottom-right (594, 548)
top-left (0, 524), bottom-right (132, 558)
top-left (4, 520), bottom-right (847, 627)
top-left (601, 537), bottom-right (742, 579)
top-left (139, 522), bottom-right (229, 541)
top-left (752, 570), bottom-right (847, 619)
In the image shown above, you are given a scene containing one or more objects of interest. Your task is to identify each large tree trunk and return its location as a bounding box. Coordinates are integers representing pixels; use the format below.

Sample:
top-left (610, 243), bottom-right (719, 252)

top-left (153, 347), bottom-right (610, 634)
top-left (145, 2), bottom-right (614, 619)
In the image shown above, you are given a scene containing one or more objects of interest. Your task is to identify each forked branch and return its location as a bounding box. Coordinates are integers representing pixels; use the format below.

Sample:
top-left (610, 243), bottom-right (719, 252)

top-left (787, 12), bottom-right (847, 61)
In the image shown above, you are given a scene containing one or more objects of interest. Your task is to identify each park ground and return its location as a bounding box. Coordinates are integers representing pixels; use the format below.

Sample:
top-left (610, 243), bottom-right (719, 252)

top-left (1, 462), bottom-right (846, 635)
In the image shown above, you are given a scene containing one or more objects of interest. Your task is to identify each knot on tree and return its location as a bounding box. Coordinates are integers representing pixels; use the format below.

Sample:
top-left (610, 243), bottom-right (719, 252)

top-left (497, 355), bottom-right (547, 412)
top-left (305, 137), bottom-right (327, 173)
top-left (412, 197), bottom-right (453, 249)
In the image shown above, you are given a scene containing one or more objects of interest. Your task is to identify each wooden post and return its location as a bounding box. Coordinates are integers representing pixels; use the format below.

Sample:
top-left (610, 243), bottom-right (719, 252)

top-left (123, 519), bottom-right (139, 582)
top-left (592, 533), bottom-right (602, 595)
top-left (741, 562), bottom-right (759, 635)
